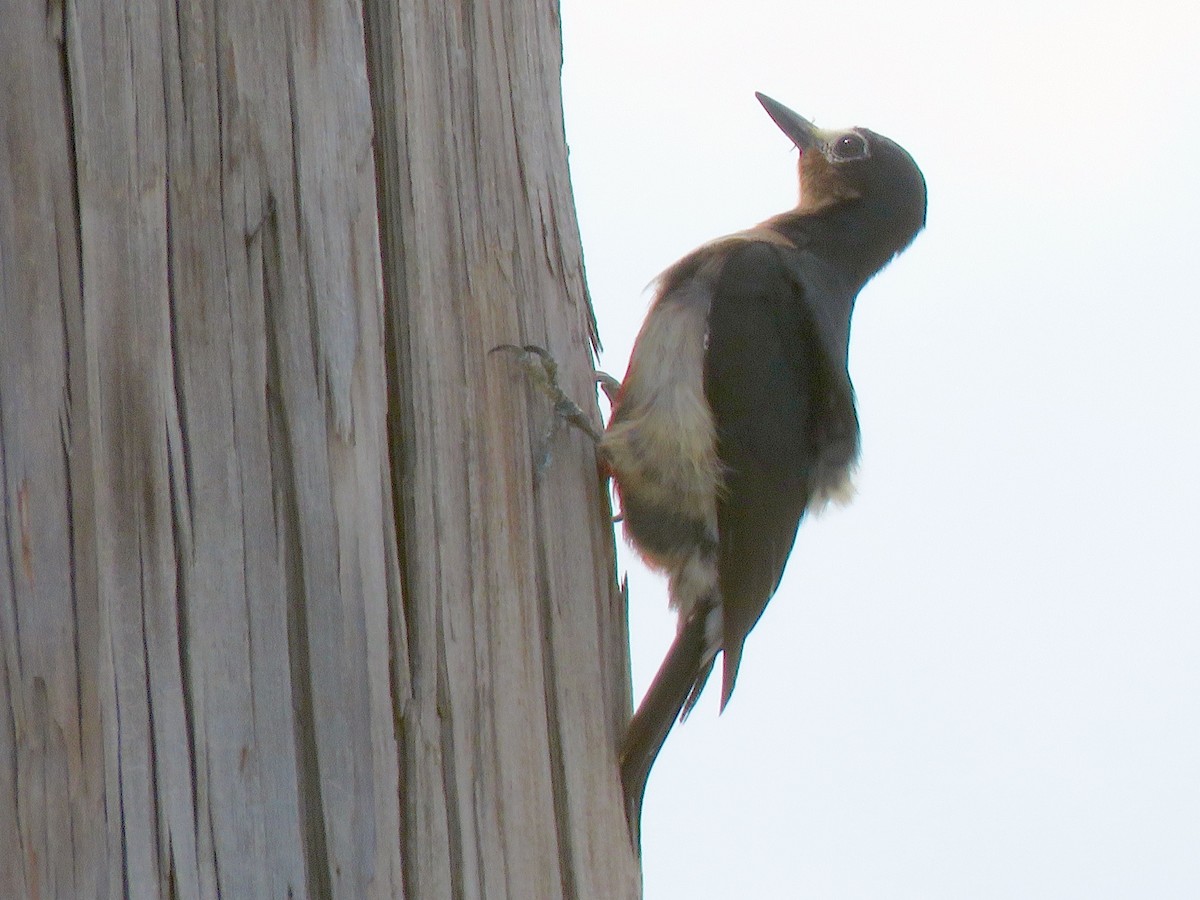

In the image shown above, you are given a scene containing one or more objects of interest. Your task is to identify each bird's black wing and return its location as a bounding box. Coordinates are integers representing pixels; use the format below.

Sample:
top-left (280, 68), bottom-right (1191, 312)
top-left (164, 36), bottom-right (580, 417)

top-left (704, 240), bottom-right (852, 707)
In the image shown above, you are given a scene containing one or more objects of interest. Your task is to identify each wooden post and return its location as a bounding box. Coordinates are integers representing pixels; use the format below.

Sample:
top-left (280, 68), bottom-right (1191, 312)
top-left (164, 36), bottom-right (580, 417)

top-left (0, 0), bottom-right (639, 896)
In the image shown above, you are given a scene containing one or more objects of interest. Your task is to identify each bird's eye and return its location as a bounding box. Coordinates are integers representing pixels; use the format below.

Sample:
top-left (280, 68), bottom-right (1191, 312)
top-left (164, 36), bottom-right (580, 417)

top-left (831, 133), bottom-right (868, 161)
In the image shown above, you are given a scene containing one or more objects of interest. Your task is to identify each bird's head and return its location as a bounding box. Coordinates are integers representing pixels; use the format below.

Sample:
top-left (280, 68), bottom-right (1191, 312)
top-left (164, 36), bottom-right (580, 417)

top-left (756, 92), bottom-right (927, 256)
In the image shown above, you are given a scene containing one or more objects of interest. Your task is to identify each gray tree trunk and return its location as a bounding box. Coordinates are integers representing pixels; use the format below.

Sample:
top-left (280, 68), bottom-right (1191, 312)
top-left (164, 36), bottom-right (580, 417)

top-left (0, 0), bottom-right (639, 896)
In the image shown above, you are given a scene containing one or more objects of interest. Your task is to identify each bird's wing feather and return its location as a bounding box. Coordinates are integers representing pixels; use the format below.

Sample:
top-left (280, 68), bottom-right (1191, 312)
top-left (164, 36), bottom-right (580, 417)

top-left (704, 241), bottom-right (839, 706)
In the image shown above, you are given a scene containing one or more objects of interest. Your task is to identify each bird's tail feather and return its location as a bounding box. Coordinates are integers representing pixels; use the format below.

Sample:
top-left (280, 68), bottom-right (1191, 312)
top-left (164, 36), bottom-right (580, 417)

top-left (680, 600), bottom-right (721, 720)
top-left (619, 604), bottom-right (712, 848)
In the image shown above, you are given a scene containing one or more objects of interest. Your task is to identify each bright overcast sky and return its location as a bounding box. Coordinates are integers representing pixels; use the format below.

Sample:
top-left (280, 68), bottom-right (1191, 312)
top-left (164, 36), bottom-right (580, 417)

top-left (561, 1), bottom-right (1200, 897)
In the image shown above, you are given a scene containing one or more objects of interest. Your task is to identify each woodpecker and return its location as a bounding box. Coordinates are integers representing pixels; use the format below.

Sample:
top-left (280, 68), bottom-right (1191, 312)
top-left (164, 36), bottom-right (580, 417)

top-left (605, 93), bottom-right (927, 833)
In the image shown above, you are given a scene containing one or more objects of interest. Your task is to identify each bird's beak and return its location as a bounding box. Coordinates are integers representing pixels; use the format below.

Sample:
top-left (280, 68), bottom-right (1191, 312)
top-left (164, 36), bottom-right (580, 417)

top-left (755, 93), bottom-right (820, 152)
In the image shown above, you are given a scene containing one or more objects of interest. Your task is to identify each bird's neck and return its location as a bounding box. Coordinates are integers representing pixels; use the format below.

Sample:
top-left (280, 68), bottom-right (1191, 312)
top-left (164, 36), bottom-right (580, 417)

top-left (769, 197), bottom-right (918, 290)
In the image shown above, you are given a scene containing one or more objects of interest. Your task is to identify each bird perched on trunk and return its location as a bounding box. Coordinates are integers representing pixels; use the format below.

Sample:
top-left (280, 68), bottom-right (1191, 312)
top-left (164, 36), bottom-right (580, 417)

top-left (605, 92), bottom-right (927, 836)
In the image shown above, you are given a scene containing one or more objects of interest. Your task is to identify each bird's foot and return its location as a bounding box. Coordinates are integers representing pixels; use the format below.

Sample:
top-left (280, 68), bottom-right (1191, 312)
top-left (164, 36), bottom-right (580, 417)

top-left (492, 344), bottom-right (612, 475)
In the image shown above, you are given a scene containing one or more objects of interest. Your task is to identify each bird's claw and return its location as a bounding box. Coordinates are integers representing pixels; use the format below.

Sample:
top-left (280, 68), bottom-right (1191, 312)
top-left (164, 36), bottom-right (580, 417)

top-left (492, 344), bottom-right (605, 475)
top-left (595, 371), bottom-right (622, 404)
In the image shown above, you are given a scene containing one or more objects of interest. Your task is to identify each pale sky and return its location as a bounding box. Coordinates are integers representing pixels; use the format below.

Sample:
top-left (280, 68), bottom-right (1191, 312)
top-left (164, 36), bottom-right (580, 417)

top-left (561, 1), bottom-right (1200, 897)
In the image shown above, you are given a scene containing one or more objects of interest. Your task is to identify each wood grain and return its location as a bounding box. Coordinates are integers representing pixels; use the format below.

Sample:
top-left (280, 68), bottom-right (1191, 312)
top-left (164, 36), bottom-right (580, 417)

top-left (0, 0), bottom-right (637, 896)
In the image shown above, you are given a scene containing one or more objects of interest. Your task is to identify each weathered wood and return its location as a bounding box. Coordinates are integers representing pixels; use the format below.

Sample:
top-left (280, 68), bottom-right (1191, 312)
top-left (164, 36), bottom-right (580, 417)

top-left (0, 0), bottom-right (638, 896)
top-left (365, 1), bottom-right (637, 895)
